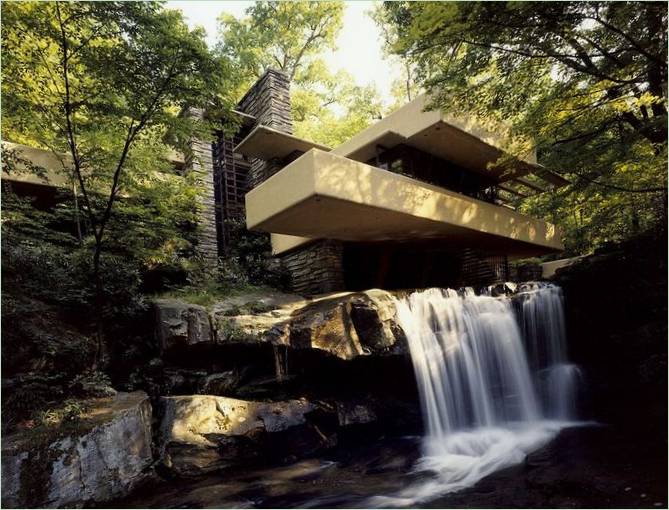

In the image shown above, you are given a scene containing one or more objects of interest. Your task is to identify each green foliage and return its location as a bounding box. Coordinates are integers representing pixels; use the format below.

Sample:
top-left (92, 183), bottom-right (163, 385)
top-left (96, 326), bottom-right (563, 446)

top-left (158, 281), bottom-right (234, 308)
top-left (293, 69), bottom-right (384, 147)
top-left (155, 220), bottom-right (289, 307)
top-left (34, 400), bottom-right (89, 428)
top-left (220, 218), bottom-right (289, 289)
top-left (2, 380), bottom-right (64, 431)
top-left (2, 198), bottom-right (146, 317)
top-left (1, 1), bottom-right (237, 317)
top-left (216, 1), bottom-right (383, 147)
top-left (68, 371), bottom-right (115, 398)
top-left (217, 1), bottom-right (343, 87)
top-left (375, 1), bottom-right (667, 254)
top-left (370, 4), bottom-right (421, 111)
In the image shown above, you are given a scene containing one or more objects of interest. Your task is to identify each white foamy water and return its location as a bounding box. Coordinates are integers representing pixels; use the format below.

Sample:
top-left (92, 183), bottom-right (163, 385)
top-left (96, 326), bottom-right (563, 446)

top-left (516, 282), bottom-right (582, 420)
top-left (369, 284), bottom-right (581, 507)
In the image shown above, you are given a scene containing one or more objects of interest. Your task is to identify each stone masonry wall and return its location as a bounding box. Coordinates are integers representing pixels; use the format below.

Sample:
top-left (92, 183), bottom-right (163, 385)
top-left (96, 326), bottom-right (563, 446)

top-left (236, 69), bottom-right (346, 295)
top-left (186, 108), bottom-right (218, 267)
top-left (236, 69), bottom-right (293, 189)
top-left (278, 240), bottom-right (345, 295)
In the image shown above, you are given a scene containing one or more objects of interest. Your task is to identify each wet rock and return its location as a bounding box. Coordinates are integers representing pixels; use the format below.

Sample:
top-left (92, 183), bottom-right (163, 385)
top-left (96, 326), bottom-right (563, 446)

top-left (489, 282), bottom-right (517, 297)
top-left (158, 395), bottom-right (316, 476)
top-left (336, 401), bottom-right (377, 427)
top-left (154, 300), bottom-right (212, 352)
top-left (198, 371), bottom-right (241, 395)
top-left (350, 290), bottom-right (406, 353)
top-left (284, 290), bottom-right (406, 360)
top-left (1, 391), bottom-right (153, 508)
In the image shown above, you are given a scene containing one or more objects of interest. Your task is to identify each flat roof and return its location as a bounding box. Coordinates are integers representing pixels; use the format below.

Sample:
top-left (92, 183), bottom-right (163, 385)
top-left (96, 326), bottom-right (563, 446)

top-left (331, 94), bottom-right (568, 190)
top-left (234, 125), bottom-right (331, 160)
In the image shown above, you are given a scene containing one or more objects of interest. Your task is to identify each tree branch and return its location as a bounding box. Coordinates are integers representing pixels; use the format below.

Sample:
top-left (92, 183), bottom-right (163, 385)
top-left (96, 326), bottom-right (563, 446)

top-left (55, 3), bottom-right (97, 230)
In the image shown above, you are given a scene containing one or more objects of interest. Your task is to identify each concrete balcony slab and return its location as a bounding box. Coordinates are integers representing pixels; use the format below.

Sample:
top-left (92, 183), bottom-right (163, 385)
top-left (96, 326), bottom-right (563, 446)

top-left (246, 149), bottom-right (564, 258)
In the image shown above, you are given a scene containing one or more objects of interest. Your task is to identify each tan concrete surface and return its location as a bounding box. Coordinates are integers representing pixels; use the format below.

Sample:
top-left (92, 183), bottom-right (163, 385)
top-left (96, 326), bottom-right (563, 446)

top-left (2, 142), bottom-right (72, 188)
top-left (332, 94), bottom-right (538, 175)
top-left (247, 149), bottom-right (563, 257)
top-left (234, 125), bottom-right (331, 160)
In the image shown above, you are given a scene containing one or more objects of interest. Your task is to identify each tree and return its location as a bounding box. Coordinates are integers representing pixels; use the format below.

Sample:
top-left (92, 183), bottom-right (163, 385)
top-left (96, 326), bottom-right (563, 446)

top-left (217, 1), bottom-right (383, 146)
top-left (370, 4), bottom-right (421, 110)
top-left (293, 68), bottom-right (384, 147)
top-left (217, 1), bottom-right (343, 89)
top-left (375, 1), bottom-right (667, 253)
top-left (2, 1), bottom-right (235, 360)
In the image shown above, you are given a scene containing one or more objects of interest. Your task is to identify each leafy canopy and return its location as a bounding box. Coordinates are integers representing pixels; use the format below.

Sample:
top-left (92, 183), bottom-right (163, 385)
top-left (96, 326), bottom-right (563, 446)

top-left (375, 1), bottom-right (667, 254)
top-left (2, 1), bottom-right (234, 274)
top-left (217, 1), bottom-right (384, 147)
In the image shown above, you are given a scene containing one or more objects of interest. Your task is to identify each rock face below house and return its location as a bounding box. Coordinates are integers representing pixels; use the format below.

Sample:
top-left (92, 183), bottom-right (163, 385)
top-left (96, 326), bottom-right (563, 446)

top-left (158, 395), bottom-right (328, 476)
top-left (154, 300), bottom-right (212, 352)
top-left (154, 289), bottom-right (408, 361)
top-left (280, 289), bottom-right (407, 360)
top-left (1, 391), bottom-right (153, 509)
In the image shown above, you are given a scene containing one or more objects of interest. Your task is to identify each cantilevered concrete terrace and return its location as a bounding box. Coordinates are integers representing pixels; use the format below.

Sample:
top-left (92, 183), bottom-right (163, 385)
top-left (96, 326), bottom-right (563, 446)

top-left (246, 149), bottom-right (563, 258)
top-left (243, 94), bottom-right (566, 257)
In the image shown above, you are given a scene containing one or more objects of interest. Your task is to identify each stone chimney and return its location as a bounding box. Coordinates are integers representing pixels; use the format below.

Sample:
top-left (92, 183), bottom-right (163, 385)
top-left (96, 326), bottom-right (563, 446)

top-left (236, 69), bottom-right (293, 189)
top-left (184, 107), bottom-right (218, 268)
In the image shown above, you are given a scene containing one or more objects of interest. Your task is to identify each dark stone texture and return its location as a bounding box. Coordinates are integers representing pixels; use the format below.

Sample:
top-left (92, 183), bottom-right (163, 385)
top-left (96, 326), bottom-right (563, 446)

top-left (553, 231), bottom-right (667, 431)
top-left (237, 69), bottom-right (293, 190)
top-left (279, 240), bottom-right (345, 295)
top-left (185, 108), bottom-right (218, 267)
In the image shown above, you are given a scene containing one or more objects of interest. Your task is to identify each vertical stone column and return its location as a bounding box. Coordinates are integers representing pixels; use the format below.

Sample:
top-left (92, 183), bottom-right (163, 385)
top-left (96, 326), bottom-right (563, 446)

top-left (236, 69), bottom-right (345, 295)
top-left (236, 69), bottom-right (293, 189)
top-left (185, 108), bottom-right (218, 268)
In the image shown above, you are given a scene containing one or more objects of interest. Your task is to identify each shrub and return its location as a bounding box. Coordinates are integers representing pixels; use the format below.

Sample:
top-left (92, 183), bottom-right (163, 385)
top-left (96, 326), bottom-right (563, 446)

top-left (221, 218), bottom-right (289, 289)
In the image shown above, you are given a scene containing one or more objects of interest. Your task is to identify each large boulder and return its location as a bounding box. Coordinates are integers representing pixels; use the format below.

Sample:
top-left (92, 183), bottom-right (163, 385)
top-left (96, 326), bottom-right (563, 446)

top-left (1, 391), bottom-right (153, 508)
top-left (154, 300), bottom-right (212, 351)
top-left (153, 290), bottom-right (407, 362)
top-left (278, 290), bottom-right (407, 360)
top-left (158, 395), bottom-right (324, 476)
top-left (207, 290), bottom-right (407, 361)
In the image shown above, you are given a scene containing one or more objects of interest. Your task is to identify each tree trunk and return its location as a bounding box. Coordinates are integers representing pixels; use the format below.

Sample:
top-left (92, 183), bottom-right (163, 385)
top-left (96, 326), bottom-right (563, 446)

top-left (91, 238), bottom-right (108, 370)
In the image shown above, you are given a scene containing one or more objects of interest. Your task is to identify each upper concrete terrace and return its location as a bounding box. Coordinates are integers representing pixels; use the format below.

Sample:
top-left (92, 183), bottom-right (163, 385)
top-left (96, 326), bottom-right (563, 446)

top-left (1, 141), bottom-right (186, 191)
top-left (240, 94), bottom-right (566, 257)
top-left (2, 141), bottom-right (95, 209)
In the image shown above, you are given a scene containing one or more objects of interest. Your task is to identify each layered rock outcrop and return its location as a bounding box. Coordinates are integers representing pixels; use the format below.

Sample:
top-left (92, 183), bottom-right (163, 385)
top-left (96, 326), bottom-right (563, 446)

top-left (1, 391), bottom-right (153, 508)
top-left (154, 289), bottom-right (407, 361)
top-left (158, 395), bottom-right (326, 475)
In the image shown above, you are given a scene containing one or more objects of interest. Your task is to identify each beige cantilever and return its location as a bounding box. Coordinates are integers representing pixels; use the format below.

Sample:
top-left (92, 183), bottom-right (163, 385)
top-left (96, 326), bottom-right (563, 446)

top-left (246, 149), bottom-right (563, 258)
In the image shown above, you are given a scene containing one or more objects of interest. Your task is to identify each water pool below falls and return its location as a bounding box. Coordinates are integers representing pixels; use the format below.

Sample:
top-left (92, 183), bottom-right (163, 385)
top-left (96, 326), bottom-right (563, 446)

top-left (372, 283), bottom-right (581, 506)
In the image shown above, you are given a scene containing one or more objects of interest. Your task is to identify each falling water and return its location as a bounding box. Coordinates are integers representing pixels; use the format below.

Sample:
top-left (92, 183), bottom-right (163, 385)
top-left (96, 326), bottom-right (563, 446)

top-left (516, 282), bottom-right (581, 420)
top-left (370, 283), bottom-right (581, 506)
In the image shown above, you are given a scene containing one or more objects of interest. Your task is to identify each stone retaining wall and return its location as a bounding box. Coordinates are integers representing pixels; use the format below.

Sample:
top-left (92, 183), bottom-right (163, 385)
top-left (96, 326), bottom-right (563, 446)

top-left (279, 240), bottom-right (345, 295)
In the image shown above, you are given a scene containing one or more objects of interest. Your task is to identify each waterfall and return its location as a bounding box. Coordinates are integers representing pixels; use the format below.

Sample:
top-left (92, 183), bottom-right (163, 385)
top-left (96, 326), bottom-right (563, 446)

top-left (370, 283), bottom-right (581, 506)
top-left (515, 282), bottom-right (581, 420)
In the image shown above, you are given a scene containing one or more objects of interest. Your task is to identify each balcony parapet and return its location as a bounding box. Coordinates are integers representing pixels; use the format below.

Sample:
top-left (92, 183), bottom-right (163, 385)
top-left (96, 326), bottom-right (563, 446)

top-left (246, 149), bottom-right (564, 258)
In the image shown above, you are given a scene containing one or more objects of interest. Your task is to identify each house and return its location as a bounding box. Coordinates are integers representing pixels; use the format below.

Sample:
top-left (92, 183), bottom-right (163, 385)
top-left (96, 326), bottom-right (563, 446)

top-left (212, 70), bottom-right (565, 294)
top-left (2, 69), bottom-right (566, 294)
